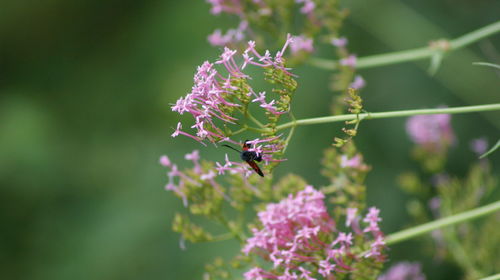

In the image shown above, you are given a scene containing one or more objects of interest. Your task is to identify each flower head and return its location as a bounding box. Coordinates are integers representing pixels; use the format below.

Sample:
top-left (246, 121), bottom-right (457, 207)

top-left (243, 186), bottom-right (386, 279)
top-left (171, 37), bottom-right (295, 159)
top-left (406, 111), bottom-right (454, 149)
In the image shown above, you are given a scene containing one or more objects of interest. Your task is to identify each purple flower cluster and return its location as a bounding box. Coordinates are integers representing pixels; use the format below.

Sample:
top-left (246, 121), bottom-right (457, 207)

top-left (171, 37), bottom-right (294, 149)
top-left (242, 186), bottom-right (385, 279)
top-left (378, 262), bottom-right (426, 280)
top-left (406, 113), bottom-right (454, 149)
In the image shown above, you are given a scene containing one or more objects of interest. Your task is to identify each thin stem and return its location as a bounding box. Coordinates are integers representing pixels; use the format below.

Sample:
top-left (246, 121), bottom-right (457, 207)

top-left (309, 21), bottom-right (500, 70)
top-left (231, 126), bottom-right (248, 136)
top-left (246, 112), bottom-right (265, 128)
top-left (282, 112), bottom-right (297, 153)
top-left (211, 232), bottom-right (234, 242)
top-left (246, 126), bottom-right (270, 133)
top-left (276, 103), bottom-right (500, 131)
top-left (473, 62), bottom-right (500, 70)
top-left (480, 274), bottom-right (500, 280)
top-left (385, 200), bottom-right (500, 245)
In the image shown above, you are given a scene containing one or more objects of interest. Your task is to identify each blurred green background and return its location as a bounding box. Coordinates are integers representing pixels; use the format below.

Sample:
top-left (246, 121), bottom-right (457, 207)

top-left (0, 0), bottom-right (498, 279)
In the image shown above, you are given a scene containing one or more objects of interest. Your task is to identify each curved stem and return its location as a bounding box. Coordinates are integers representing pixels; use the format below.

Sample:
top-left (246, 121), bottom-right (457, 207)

top-left (276, 103), bottom-right (500, 131)
top-left (309, 20), bottom-right (500, 70)
top-left (385, 200), bottom-right (500, 245)
top-left (480, 274), bottom-right (500, 280)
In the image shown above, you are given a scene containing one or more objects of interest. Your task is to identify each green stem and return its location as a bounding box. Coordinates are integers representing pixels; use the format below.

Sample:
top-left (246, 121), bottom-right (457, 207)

top-left (385, 200), bottom-right (500, 245)
top-left (282, 112), bottom-right (297, 153)
top-left (309, 21), bottom-right (500, 70)
top-left (473, 62), bottom-right (500, 70)
top-left (246, 112), bottom-right (265, 128)
top-left (480, 274), bottom-right (500, 280)
top-left (276, 103), bottom-right (500, 131)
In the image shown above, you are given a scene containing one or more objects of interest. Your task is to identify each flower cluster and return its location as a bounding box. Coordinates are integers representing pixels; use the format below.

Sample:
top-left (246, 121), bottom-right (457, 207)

top-left (160, 149), bottom-right (263, 207)
top-left (172, 36), bottom-right (297, 164)
top-left (243, 186), bottom-right (386, 279)
top-left (406, 113), bottom-right (454, 150)
top-left (378, 262), bottom-right (426, 280)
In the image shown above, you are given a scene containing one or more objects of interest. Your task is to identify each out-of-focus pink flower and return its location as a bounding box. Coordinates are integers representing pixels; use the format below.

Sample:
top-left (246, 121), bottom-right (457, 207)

top-left (406, 112), bottom-right (454, 149)
top-left (470, 137), bottom-right (488, 156)
top-left (340, 55), bottom-right (357, 67)
top-left (159, 155), bottom-right (171, 167)
top-left (346, 207), bottom-right (358, 227)
top-left (378, 262), bottom-right (426, 280)
top-left (331, 37), bottom-right (348, 47)
top-left (350, 75), bottom-right (366, 90)
top-left (340, 154), bottom-right (369, 171)
top-left (206, 0), bottom-right (243, 15)
top-left (207, 21), bottom-right (248, 47)
top-left (340, 154), bottom-right (361, 168)
top-left (290, 35), bottom-right (314, 54)
top-left (296, 0), bottom-right (315, 15)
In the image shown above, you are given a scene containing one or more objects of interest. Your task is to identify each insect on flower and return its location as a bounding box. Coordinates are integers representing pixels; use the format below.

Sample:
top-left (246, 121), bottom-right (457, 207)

top-left (222, 140), bottom-right (264, 177)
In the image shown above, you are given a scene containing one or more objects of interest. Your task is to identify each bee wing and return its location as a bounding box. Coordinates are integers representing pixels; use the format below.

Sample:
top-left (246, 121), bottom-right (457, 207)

top-left (246, 160), bottom-right (264, 177)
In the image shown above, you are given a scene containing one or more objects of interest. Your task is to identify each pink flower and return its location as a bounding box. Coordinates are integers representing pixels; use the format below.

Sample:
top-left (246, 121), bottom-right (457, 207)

top-left (318, 259), bottom-right (336, 277)
top-left (331, 37), bottom-right (348, 47)
top-left (296, 0), bottom-right (315, 15)
top-left (346, 207), bottom-right (358, 227)
top-left (340, 154), bottom-right (361, 168)
top-left (290, 35), bottom-right (314, 54)
top-left (243, 187), bottom-right (386, 278)
top-left (172, 37), bottom-right (295, 147)
top-left (206, 0), bottom-right (243, 15)
top-left (378, 262), bottom-right (426, 280)
top-left (340, 55), bottom-right (357, 67)
top-left (363, 207), bottom-right (382, 235)
top-left (406, 111), bottom-right (454, 149)
top-left (244, 267), bottom-right (265, 280)
top-left (350, 75), bottom-right (366, 90)
top-left (207, 21), bottom-right (248, 47)
top-left (159, 155), bottom-right (171, 167)
top-left (470, 137), bottom-right (488, 156)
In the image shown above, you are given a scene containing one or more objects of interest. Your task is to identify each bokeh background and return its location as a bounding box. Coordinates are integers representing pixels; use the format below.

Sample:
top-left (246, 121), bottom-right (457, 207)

top-left (1, 0), bottom-right (499, 279)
